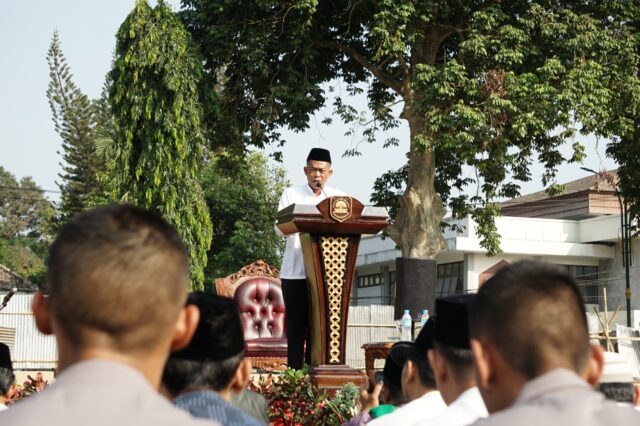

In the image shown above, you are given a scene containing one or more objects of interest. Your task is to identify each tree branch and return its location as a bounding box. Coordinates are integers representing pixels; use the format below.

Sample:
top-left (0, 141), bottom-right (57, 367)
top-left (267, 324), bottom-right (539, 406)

top-left (316, 40), bottom-right (404, 95)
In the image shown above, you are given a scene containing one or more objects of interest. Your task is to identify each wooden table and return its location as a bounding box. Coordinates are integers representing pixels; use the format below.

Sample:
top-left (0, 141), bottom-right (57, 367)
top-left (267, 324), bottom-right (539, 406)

top-left (361, 341), bottom-right (394, 389)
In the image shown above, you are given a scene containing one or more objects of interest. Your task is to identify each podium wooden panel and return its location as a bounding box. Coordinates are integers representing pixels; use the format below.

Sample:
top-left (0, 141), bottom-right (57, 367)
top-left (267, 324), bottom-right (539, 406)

top-left (277, 196), bottom-right (388, 393)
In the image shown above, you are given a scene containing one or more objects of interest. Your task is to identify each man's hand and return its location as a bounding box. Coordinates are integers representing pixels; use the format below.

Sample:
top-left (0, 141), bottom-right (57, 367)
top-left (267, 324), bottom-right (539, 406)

top-left (360, 383), bottom-right (382, 412)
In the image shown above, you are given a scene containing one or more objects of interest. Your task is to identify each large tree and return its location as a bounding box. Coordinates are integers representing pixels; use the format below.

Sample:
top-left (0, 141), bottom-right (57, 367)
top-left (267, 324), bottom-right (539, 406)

top-left (181, 0), bottom-right (638, 257)
top-left (602, 9), bottom-right (640, 230)
top-left (110, 0), bottom-right (212, 289)
top-left (47, 30), bottom-right (103, 221)
top-left (200, 151), bottom-right (288, 287)
top-left (0, 166), bottom-right (54, 283)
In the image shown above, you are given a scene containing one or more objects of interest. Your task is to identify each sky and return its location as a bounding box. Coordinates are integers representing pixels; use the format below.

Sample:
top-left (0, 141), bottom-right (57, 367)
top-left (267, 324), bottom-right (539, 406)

top-left (0, 0), bottom-right (617, 206)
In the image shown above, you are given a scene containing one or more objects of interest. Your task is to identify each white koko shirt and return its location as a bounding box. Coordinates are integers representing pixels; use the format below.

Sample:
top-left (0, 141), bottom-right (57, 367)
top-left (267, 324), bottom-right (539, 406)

top-left (276, 183), bottom-right (345, 279)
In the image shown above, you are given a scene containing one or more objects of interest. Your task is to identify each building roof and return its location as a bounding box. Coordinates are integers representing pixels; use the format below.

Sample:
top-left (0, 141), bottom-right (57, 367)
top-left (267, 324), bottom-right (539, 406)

top-left (502, 171), bottom-right (618, 207)
top-left (0, 264), bottom-right (38, 292)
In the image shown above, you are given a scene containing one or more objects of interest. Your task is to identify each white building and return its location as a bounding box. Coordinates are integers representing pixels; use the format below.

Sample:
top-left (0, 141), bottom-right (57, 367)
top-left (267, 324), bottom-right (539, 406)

top-left (353, 173), bottom-right (640, 327)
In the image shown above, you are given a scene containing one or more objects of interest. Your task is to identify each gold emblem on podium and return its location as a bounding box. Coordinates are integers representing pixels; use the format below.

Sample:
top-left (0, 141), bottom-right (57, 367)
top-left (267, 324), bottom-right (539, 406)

top-left (330, 196), bottom-right (352, 222)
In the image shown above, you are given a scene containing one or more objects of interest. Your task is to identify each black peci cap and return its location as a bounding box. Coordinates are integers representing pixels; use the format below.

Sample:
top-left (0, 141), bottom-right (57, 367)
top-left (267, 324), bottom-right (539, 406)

top-left (306, 147), bottom-right (332, 164)
top-left (434, 294), bottom-right (475, 349)
top-left (384, 342), bottom-right (412, 386)
top-left (171, 292), bottom-right (245, 362)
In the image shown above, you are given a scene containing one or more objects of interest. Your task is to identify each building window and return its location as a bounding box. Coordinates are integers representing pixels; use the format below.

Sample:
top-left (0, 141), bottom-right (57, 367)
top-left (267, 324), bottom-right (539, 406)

top-left (358, 273), bottom-right (382, 288)
top-left (437, 262), bottom-right (464, 297)
top-left (559, 265), bottom-right (599, 304)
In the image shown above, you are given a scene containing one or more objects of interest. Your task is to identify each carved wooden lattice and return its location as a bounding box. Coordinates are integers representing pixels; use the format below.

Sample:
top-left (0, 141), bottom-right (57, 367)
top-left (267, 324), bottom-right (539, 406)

top-left (321, 236), bottom-right (349, 363)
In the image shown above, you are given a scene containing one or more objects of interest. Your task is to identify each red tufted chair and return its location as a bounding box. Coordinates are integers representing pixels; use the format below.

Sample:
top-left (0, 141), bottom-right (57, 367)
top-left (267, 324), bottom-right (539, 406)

top-left (215, 260), bottom-right (288, 370)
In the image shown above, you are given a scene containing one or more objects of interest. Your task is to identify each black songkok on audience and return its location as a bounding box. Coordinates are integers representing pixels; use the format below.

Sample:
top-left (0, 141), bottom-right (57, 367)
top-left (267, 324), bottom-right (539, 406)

top-left (384, 342), bottom-right (411, 388)
top-left (307, 147), bottom-right (332, 164)
top-left (171, 292), bottom-right (245, 362)
top-left (386, 317), bottom-right (435, 379)
top-left (434, 294), bottom-right (475, 349)
top-left (0, 343), bottom-right (12, 370)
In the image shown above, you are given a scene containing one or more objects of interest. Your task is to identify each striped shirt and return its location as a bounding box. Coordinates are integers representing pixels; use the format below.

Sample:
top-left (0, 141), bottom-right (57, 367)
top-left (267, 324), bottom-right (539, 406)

top-left (174, 390), bottom-right (265, 426)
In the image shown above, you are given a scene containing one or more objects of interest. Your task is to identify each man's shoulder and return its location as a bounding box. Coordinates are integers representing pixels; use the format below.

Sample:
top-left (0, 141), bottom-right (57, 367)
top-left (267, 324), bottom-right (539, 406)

top-left (176, 391), bottom-right (264, 426)
top-left (469, 396), bottom-right (640, 426)
top-left (324, 185), bottom-right (346, 196)
top-left (0, 377), bottom-right (219, 426)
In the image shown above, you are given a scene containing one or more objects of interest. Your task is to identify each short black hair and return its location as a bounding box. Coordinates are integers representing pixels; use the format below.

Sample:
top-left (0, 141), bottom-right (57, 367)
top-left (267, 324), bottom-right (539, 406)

top-left (163, 352), bottom-right (243, 395)
top-left (597, 382), bottom-right (634, 403)
top-left (0, 367), bottom-right (14, 396)
top-left (46, 204), bottom-right (190, 351)
top-left (433, 342), bottom-right (474, 381)
top-left (406, 347), bottom-right (436, 389)
top-left (469, 260), bottom-right (590, 379)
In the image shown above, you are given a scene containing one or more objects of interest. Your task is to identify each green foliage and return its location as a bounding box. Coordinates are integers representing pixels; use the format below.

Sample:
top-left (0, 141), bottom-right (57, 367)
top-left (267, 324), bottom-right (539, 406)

top-left (599, 6), bottom-right (640, 229)
top-left (200, 151), bottom-right (288, 287)
top-left (109, 0), bottom-right (212, 289)
top-left (46, 30), bottom-right (105, 221)
top-left (182, 0), bottom-right (640, 256)
top-left (0, 167), bottom-right (54, 284)
top-left (249, 367), bottom-right (359, 425)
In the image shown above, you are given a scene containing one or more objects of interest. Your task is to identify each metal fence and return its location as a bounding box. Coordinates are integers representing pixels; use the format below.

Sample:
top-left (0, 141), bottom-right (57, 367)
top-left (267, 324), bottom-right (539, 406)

top-left (0, 293), bottom-right (57, 370)
top-left (346, 305), bottom-right (397, 369)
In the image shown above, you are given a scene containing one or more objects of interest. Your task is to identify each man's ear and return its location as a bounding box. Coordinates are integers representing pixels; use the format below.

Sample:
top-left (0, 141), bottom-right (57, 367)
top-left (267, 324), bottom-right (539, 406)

top-left (633, 383), bottom-right (640, 406)
top-left (170, 304), bottom-right (200, 352)
top-left (470, 339), bottom-right (492, 390)
top-left (582, 344), bottom-right (605, 387)
top-left (32, 292), bottom-right (53, 335)
top-left (230, 358), bottom-right (252, 393)
top-left (428, 349), bottom-right (447, 387)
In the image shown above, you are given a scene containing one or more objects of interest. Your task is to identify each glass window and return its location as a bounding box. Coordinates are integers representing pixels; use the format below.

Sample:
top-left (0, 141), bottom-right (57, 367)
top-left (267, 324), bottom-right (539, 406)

top-left (559, 264), bottom-right (599, 305)
top-left (358, 273), bottom-right (383, 288)
top-left (436, 261), bottom-right (464, 297)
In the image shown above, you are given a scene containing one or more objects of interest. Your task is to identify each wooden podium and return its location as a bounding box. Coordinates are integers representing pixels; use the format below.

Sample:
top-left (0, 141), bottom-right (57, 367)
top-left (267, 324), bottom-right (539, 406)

top-left (277, 196), bottom-right (388, 393)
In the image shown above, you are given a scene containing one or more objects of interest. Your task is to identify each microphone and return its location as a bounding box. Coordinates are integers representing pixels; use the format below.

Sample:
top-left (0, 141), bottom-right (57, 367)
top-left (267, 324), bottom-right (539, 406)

top-left (315, 181), bottom-right (329, 199)
top-left (0, 287), bottom-right (17, 312)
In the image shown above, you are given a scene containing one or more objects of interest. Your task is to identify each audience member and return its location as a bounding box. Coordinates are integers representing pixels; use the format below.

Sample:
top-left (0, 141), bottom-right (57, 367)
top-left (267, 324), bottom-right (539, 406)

top-left (412, 295), bottom-right (487, 425)
top-left (596, 351), bottom-right (638, 406)
top-left (368, 319), bottom-right (446, 425)
top-left (0, 343), bottom-right (15, 410)
top-left (230, 389), bottom-right (270, 424)
top-left (0, 205), bottom-right (214, 425)
top-left (342, 341), bottom-right (409, 425)
top-left (468, 260), bottom-right (640, 425)
top-left (162, 292), bottom-right (264, 426)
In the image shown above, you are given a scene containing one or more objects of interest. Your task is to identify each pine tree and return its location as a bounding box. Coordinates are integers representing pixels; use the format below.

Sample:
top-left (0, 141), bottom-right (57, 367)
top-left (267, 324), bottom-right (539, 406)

top-left (109, 0), bottom-right (212, 289)
top-left (46, 30), bottom-right (101, 221)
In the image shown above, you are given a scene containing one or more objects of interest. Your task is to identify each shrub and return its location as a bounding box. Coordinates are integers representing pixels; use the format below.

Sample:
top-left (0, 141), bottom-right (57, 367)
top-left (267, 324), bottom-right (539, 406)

top-left (249, 367), bottom-right (359, 425)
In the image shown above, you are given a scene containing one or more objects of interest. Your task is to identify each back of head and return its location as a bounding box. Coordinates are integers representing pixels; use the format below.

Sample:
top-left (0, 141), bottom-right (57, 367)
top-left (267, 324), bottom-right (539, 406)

top-left (405, 319), bottom-right (437, 389)
top-left (434, 295), bottom-right (475, 382)
top-left (383, 342), bottom-right (411, 402)
top-left (0, 343), bottom-right (14, 397)
top-left (46, 204), bottom-right (190, 353)
top-left (469, 260), bottom-right (590, 379)
top-left (163, 292), bottom-right (246, 396)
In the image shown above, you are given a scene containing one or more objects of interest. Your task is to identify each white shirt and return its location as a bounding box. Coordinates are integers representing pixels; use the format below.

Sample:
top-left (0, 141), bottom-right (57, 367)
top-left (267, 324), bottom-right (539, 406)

top-left (411, 386), bottom-right (488, 426)
top-left (276, 183), bottom-right (345, 279)
top-left (368, 390), bottom-right (447, 426)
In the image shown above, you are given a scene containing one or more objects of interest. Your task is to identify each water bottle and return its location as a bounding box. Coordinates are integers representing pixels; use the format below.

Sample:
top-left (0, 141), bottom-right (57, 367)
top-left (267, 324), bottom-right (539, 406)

top-left (400, 309), bottom-right (412, 341)
top-left (420, 309), bottom-right (430, 327)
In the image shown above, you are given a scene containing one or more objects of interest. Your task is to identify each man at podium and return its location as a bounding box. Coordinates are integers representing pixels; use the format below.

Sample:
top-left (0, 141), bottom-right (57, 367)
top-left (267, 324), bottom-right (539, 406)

top-left (276, 147), bottom-right (345, 369)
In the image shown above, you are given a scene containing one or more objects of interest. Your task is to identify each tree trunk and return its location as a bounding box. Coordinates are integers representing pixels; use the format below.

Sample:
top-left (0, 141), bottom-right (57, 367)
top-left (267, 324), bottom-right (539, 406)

top-left (386, 110), bottom-right (447, 258)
